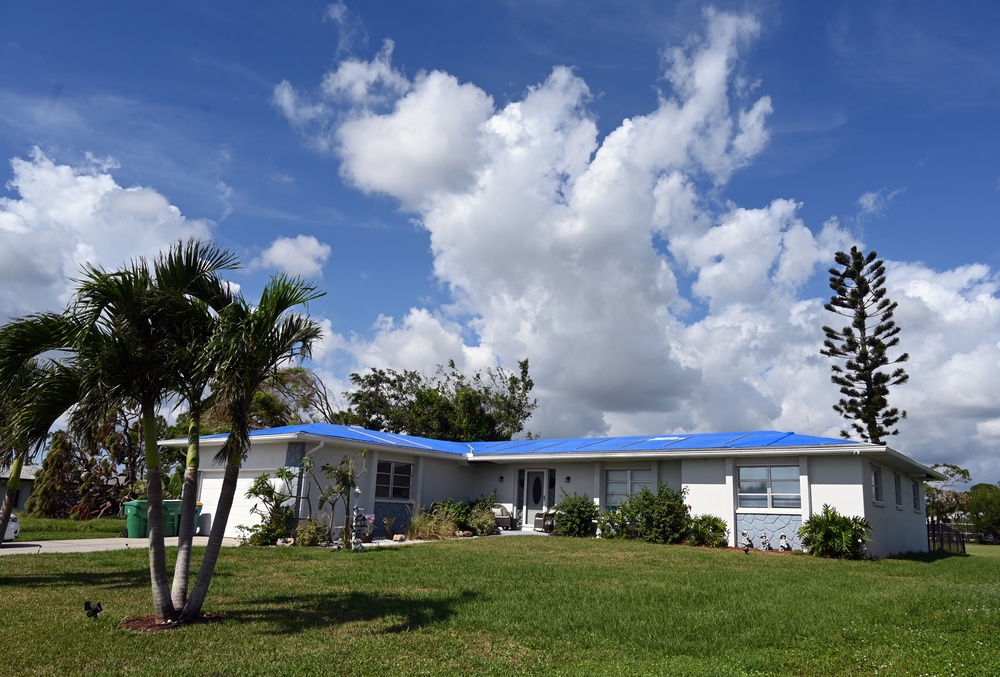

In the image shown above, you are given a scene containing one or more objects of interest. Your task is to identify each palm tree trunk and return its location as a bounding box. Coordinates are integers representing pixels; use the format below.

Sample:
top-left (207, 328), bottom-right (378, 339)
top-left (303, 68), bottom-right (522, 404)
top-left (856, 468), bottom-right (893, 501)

top-left (170, 412), bottom-right (201, 608)
top-left (181, 458), bottom-right (239, 620)
top-left (0, 453), bottom-right (23, 547)
top-left (142, 404), bottom-right (175, 623)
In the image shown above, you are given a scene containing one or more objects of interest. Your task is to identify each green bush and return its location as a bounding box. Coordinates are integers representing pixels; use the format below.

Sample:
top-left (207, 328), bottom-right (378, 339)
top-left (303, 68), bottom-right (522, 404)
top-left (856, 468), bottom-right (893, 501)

top-left (238, 506), bottom-right (296, 546)
top-left (432, 498), bottom-right (470, 530)
top-left (598, 485), bottom-right (689, 544)
top-left (553, 492), bottom-right (598, 537)
top-left (467, 507), bottom-right (498, 536)
top-left (688, 514), bottom-right (729, 548)
top-left (408, 505), bottom-right (459, 540)
top-left (797, 504), bottom-right (871, 559)
top-left (295, 518), bottom-right (328, 547)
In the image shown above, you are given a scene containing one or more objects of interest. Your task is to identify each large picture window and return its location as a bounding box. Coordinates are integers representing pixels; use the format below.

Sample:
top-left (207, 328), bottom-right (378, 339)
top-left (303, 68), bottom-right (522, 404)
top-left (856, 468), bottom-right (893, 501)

top-left (375, 461), bottom-right (412, 500)
top-left (737, 466), bottom-right (800, 509)
top-left (605, 469), bottom-right (652, 509)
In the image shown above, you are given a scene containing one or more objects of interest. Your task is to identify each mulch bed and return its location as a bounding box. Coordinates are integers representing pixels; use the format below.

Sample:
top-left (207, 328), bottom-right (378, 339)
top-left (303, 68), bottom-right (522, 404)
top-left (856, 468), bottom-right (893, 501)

top-left (119, 613), bottom-right (223, 633)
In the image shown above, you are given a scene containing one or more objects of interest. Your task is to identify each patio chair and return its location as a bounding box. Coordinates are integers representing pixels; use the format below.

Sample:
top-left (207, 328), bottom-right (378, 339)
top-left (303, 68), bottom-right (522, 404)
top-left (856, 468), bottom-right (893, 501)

top-left (491, 504), bottom-right (515, 530)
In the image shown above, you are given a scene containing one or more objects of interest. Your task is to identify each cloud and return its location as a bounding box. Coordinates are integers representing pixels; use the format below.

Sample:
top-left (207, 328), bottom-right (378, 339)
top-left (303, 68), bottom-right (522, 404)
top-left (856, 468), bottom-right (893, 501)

top-left (0, 147), bottom-right (212, 320)
top-left (324, 1), bottom-right (368, 56)
top-left (252, 234), bottom-right (331, 278)
top-left (857, 187), bottom-right (905, 218)
top-left (281, 9), bottom-right (1000, 483)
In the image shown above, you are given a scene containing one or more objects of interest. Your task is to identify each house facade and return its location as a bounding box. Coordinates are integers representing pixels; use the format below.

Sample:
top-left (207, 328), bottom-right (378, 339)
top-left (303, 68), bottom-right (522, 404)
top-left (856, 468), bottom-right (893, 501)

top-left (0, 464), bottom-right (40, 513)
top-left (169, 423), bottom-right (943, 557)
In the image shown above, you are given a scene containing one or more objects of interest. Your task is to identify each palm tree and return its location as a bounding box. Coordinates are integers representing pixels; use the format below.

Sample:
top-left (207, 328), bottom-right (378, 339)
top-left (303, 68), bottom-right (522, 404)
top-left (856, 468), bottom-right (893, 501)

top-left (70, 259), bottom-right (183, 621)
top-left (149, 241), bottom-right (239, 610)
top-left (0, 318), bottom-right (82, 547)
top-left (181, 274), bottom-right (323, 620)
top-left (71, 240), bottom-right (240, 622)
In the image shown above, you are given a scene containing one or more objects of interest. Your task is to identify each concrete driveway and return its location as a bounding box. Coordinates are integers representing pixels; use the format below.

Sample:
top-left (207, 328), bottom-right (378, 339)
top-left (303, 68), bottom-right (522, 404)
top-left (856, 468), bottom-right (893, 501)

top-left (0, 536), bottom-right (240, 556)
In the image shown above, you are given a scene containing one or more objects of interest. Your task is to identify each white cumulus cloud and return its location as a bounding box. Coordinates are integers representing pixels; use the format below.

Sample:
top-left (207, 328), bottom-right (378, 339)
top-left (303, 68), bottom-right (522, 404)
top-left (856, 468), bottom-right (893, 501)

top-left (0, 147), bottom-right (212, 320)
top-left (277, 9), bottom-right (1000, 483)
top-left (253, 234), bottom-right (332, 278)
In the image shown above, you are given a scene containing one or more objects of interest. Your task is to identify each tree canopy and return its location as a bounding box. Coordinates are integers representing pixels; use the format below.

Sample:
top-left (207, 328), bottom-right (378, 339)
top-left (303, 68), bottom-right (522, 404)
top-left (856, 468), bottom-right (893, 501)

top-left (337, 359), bottom-right (537, 442)
top-left (966, 483), bottom-right (1000, 541)
top-left (821, 247), bottom-right (909, 443)
top-left (925, 463), bottom-right (971, 523)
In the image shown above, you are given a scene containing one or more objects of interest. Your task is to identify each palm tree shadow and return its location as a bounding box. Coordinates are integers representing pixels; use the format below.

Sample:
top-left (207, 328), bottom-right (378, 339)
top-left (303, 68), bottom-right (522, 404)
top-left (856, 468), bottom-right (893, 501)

top-left (0, 568), bottom-right (148, 589)
top-left (224, 589), bottom-right (479, 635)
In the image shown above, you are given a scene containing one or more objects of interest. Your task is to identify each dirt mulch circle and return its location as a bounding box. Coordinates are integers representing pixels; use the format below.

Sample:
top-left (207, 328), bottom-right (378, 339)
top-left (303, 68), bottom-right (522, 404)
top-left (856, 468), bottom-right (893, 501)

top-left (118, 613), bottom-right (223, 633)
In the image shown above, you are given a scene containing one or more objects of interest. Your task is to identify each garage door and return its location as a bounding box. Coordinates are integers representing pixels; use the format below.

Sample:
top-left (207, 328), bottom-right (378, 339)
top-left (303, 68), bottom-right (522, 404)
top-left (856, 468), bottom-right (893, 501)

top-left (198, 474), bottom-right (264, 539)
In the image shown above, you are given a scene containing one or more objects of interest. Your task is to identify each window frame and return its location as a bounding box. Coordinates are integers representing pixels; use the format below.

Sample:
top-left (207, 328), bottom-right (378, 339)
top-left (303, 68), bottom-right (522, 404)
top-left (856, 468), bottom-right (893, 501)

top-left (912, 480), bottom-right (921, 512)
top-left (604, 468), bottom-right (653, 510)
top-left (736, 465), bottom-right (801, 511)
top-left (894, 472), bottom-right (903, 509)
top-left (871, 465), bottom-right (884, 505)
top-left (375, 460), bottom-right (413, 500)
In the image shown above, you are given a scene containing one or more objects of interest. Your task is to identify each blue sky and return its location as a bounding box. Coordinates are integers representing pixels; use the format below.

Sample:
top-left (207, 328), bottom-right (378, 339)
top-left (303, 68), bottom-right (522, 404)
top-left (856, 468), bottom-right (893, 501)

top-left (3, 1), bottom-right (1000, 485)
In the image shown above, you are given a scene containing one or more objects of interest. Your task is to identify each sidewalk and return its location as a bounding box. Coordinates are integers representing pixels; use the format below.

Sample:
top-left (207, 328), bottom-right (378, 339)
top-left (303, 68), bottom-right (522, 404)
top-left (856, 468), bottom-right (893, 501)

top-left (0, 535), bottom-right (241, 556)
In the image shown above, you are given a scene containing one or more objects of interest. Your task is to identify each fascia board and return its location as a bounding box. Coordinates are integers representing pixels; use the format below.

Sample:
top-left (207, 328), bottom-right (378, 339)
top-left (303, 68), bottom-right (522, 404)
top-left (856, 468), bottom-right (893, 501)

top-left (465, 444), bottom-right (879, 463)
top-left (161, 431), bottom-right (469, 461)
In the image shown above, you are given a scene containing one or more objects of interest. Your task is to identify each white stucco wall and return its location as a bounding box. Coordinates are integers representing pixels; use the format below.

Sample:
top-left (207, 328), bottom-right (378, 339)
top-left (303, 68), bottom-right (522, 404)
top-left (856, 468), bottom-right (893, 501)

top-left (682, 457), bottom-right (733, 542)
top-left (807, 455), bottom-right (866, 517)
top-left (861, 460), bottom-right (928, 557)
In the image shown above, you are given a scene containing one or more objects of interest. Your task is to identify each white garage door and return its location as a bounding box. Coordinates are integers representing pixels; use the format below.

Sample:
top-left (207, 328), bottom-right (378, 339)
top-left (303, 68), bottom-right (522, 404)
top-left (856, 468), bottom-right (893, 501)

top-left (198, 474), bottom-right (264, 539)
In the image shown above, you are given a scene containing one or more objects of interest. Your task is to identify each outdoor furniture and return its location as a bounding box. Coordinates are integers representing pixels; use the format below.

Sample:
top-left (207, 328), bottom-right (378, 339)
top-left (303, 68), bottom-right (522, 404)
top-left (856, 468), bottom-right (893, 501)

top-left (533, 508), bottom-right (556, 533)
top-left (491, 504), bottom-right (514, 530)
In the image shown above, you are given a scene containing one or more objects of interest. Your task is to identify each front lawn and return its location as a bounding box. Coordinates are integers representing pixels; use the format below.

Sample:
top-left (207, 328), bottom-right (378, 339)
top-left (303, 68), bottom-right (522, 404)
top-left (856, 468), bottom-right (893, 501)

top-left (0, 537), bottom-right (997, 675)
top-left (15, 515), bottom-right (127, 540)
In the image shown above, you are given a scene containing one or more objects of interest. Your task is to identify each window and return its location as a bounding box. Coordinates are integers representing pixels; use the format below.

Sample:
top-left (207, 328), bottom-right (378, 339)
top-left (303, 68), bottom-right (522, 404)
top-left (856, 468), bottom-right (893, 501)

top-left (375, 461), bottom-right (412, 500)
top-left (285, 442), bottom-right (305, 468)
top-left (894, 472), bottom-right (903, 508)
top-left (871, 465), bottom-right (883, 503)
top-left (912, 481), bottom-right (921, 512)
top-left (605, 469), bottom-right (652, 509)
top-left (737, 466), bottom-right (801, 509)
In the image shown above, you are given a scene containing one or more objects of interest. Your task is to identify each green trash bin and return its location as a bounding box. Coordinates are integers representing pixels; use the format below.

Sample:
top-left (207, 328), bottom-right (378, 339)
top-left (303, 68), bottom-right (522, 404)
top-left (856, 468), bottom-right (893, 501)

top-left (123, 500), bottom-right (149, 538)
top-left (162, 500), bottom-right (181, 538)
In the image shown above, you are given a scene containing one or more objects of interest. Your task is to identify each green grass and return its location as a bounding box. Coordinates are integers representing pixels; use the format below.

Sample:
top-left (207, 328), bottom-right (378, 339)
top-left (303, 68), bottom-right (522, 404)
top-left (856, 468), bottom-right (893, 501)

top-left (16, 515), bottom-right (127, 540)
top-left (1, 537), bottom-right (998, 676)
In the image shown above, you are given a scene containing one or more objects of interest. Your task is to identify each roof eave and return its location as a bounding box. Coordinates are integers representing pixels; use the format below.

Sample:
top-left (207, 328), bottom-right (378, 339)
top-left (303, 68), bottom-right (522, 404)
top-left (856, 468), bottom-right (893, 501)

top-left (466, 443), bottom-right (878, 463)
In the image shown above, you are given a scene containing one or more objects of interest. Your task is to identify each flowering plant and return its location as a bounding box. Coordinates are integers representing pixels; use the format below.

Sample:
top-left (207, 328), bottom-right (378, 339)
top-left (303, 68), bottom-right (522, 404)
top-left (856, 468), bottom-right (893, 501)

top-left (362, 514), bottom-right (377, 537)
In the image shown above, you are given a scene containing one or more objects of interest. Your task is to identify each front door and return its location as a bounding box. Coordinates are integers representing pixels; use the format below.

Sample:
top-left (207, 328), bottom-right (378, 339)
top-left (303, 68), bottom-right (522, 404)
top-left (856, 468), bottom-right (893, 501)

top-left (524, 470), bottom-right (548, 528)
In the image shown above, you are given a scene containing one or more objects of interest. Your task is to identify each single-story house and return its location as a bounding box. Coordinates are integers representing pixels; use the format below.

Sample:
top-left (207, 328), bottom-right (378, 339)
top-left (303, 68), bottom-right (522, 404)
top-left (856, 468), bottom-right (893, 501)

top-left (165, 423), bottom-right (943, 557)
top-left (0, 464), bottom-right (41, 512)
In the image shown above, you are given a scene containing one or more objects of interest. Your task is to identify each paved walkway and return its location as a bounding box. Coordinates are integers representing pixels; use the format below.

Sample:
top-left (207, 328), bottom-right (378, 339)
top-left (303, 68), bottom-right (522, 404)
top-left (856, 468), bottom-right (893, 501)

top-left (0, 536), bottom-right (241, 556)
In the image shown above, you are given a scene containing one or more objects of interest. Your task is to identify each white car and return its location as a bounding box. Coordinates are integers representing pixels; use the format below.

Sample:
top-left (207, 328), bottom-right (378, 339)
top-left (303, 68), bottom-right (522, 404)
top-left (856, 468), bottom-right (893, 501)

top-left (4, 514), bottom-right (19, 541)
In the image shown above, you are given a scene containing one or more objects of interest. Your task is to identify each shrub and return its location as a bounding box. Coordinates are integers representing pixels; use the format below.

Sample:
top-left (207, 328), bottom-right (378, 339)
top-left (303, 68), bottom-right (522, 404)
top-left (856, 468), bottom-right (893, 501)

top-left (553, 492), bottom-right (598, 537)
top-left (432, 498), bottom-right (469, 530)
top-left (238, 506), bottom-right (295, 546)
top-left (598, 485), bottom-right (689, 544)
top-left (408, 505), bottom-right (459, 540)
top-left (467, 507), bottom-right (498, 536)
top-left (688, 514), bottom-right (729, 548)
top-left (295, 518), bottom-right (328, 547)
top-left (798, 504), bottom-right (871, 559)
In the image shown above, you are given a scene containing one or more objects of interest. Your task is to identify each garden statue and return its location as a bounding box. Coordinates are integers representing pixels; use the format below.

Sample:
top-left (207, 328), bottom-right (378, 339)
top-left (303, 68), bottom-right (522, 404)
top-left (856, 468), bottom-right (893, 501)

top-left (778, 533), bottom-right (791, 551)
top-left (759, 531), bottom-right (770, 551)
top-left (351, 504), bottom-right (367, 552)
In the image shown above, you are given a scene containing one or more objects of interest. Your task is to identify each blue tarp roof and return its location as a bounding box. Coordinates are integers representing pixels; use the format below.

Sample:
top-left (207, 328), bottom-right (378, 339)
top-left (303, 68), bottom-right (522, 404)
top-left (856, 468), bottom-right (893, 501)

top-left (234, 423), bottom-right (856, 458)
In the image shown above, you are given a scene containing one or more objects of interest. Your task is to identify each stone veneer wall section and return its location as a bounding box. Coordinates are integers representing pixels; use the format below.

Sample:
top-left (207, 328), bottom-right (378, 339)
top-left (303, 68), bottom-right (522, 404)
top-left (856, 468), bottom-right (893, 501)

top-left (736, 513), bottom-right (803, 551)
